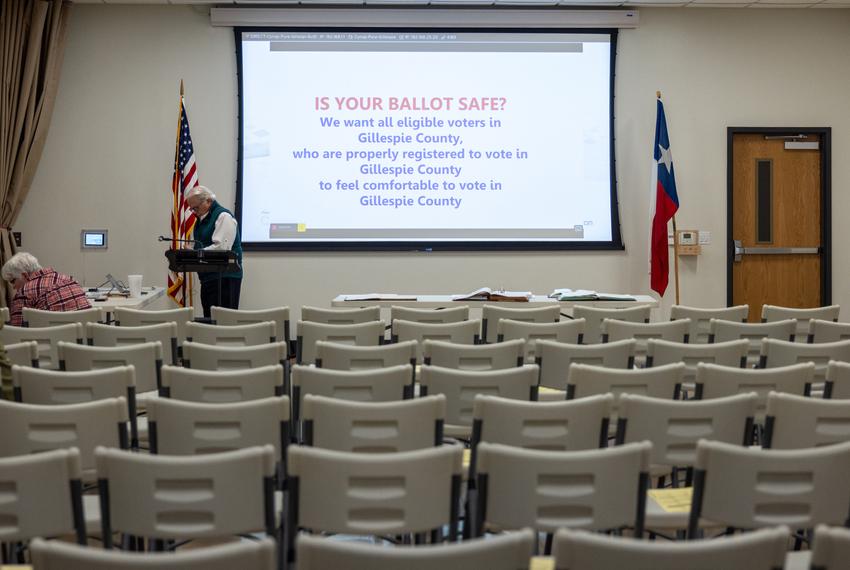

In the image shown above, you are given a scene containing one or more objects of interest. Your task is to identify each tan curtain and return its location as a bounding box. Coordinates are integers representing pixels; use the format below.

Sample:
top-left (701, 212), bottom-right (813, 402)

top-left (0, 0), bottom-right (71, 307)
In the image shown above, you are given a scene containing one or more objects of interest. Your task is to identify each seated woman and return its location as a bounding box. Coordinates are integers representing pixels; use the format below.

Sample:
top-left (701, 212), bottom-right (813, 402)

top-left (2, 252), bottom-right (91, 326)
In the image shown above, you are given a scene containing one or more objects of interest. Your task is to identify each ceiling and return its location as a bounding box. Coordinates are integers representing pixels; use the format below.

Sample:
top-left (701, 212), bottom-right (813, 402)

top-left (70, 0), bottom-right (850, 9)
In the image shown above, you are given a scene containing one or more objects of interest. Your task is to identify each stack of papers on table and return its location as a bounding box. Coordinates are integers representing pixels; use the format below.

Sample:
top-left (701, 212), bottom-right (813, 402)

top-left (451, 287), bottom-right (533, 302)
top-left (549, 289), bottom-right (636, 301)
top-left (341, 293), bottom-right (418, 301)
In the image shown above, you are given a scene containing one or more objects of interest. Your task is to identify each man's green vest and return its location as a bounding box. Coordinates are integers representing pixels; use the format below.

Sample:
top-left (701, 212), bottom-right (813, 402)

top-left (193, 201), bottom-right (243, 282)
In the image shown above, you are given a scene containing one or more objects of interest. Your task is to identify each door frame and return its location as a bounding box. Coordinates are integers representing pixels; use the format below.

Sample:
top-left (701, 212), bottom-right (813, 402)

top-left (726, 127), bottom-right (832, 307)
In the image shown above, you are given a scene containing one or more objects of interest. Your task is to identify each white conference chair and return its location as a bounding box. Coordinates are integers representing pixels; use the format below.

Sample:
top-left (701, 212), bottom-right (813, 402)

top-left (390, 305), bottom-right (469, 325)
top-left (160, 364), bottom-right (285, 402)
top-left (826, 360), bottom-right (850, 399)
top-left (211, 305), bottom-right (291, 353)
top-left (419, 364), bottom-right (539, 438)
top-left (30, 537), bottom-right (276, 570)
top-left (392, 319), bottom-right (481, 363)
top-left (423, 338), bottom-right (524, 370)
top-left (301, 394), bottom-right (445, 452)
top-left (186, 321), bottom-right (276, 346)
top-left (710, 318), bottom-right (796, 365)
top-left (572, 305), bottom-right (650, 345)
top-left (0, 323), bottom-right (83, 369)
top-left (22, 307), bottom-right (102, 328)
top-left (301, 305), bottom-right (380, 324)
top-left (762, 304), bottom-right (840, 341)
top-left (764, 391), bottom-right (850, 449)
top-left (497, 318), bottom-right (585, 362)
top-left (296, 529), bottom-right (534, 570)
top-left (114, 306), bottom-right (193, 348)
top-left (536, 338), bottom-right (635, 399)
top-left (552, 526), bottom-right (788, 570)
top-left (481, 304), bottom-right (560, 344)
top-left (602, 319), bottom-right (690, 366)
top-left (296, 320), bottom-right (385, 365)
top-left (809, 319), bottom-right (850, 343)
top-left (669, 304), bottom-right (749, 344)
top-left (87, 321), bottom-right (178, 366)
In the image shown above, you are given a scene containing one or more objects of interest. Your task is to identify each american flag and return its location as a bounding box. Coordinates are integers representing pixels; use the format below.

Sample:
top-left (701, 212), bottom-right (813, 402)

top-left (167, 99), bottom-right (199, 307)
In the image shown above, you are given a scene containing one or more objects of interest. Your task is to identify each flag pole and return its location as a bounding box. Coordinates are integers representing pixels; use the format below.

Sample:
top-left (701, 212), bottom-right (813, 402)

top-left (658, 90), bottom-right (681, 305)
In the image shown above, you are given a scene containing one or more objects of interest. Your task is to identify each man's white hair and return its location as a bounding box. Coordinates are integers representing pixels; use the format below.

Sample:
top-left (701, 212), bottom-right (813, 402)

top-left (1, 252), bottom-right (42, 281)
top-left (186, 185), bottom-right (216, 202)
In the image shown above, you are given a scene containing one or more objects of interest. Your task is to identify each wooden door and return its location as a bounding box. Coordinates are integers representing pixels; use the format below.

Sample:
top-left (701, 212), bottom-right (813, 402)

top-left (729, 131), bottom-right (829, 322)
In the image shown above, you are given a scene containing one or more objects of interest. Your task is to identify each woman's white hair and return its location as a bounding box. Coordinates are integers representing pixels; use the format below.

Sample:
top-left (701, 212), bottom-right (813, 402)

top-left (1, 252), bottom-right (42, 281)
top-left (186, 185), bottom-right (216, 202)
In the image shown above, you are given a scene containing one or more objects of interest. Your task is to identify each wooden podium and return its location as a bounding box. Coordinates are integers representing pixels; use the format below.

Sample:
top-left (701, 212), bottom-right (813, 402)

top-left (165, 249), bottom-right (240, 308)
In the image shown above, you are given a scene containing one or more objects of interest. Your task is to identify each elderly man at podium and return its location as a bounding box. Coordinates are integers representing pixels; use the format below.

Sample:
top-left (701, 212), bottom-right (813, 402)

top-left (185, 186), bottom-right (243, 318)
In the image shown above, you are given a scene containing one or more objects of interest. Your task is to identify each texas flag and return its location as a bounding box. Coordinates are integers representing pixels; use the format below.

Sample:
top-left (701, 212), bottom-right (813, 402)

top-left (649, 98), bottom-right (680, 296)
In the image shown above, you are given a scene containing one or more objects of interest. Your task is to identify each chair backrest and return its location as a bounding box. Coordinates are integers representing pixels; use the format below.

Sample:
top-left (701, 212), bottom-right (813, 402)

top-left (301, 305), bottom-right (381, 324)
top-left (474, 441), bottom-right (651, 535)
top-left (764, 391), bottom-right (850, 449)
top-left (567, 362), bottom-right (684, 403)
top-left (551, 526), bottom-right (788, 570)
top-left (0, 448), bottom-right (86, 544)
top-left (0, 398), bottom-right (128, 479)
top-left (4, 340), bottom-right (39, 367)
top-left (688, 439), bottom-right (850, 535)
top-left (315, 339), bottom-right (416, 371)
top-left (423, 339), bottom-right (524, 370)
top-left (181, 340), bottom-right (288, 370)
top-left (114, 307), bottom-right (193, 347)
top-left (147, 397), bottom-right (290, 469)
top-left (390, 305), bottom-right (469, 325)
top-left (12, 364), bottom-right (139, 448)
top-left (160, 364), bottom-right (284, 402)
top-left (572, 305), bottom-right (650, 345)
top-left (481, 304), bottom-right (560, 344)
top-left (419, 365), bottom-right (539, 437)
top-left (296, 530), bottom-right (535, 570)
top-left (710, 318), bottom-right (797, 364)
top-left (211, 305), bottom-right (291, 348)
top-left (827, 360), bottom-right (850, 399)
top-left (810, 319), bottom-right (850, 343)
top-left (670, 305), bottom-right (749, 344)
top-left (617, 393), bottom-right (757, 468)
top-left (291, 364), bottom-right (414, 420)
top-left (186, 321), bottom-right (276, 346)
top-left (497, 318), bottom-right (585, 362)
top-left (12, 364), bottom-right (134, 404)
top-left (30, 537), bottom-right (277, 570)
top-left (760, 338), bottom-right (850, 385)
top-left (392, 319), bottom-right (481, 362)
top-left (536, 339), bottom-right (636, 392)
top-left (810, 525), bottom-right (850, 570)
top-left (287, 445), bottom-right (463, 539)
top-left (22, 307), bottom-right (102, 328)
top-left (0, 323), bottom-right (83, 369)
top-left (762, 304), bottom-right (840, 339)
top-left (646, 339), bottom-right (748, 381)
top-left (96, 445), bottom-right (276, 545)
top-left (297, 320), bottom-right (385, 364)
top-left (87, 321), bottom-right (178, 366)
top-left (301, 394), bottom-right (446, 452)
top-left (696, 362), bottom-right (815, 420)
top-left (471, 394), bottom-right (614, 476)
top-left (602, 319), bottom-right (690, 364)
top-left (59, 341), bottom-right (162, 394)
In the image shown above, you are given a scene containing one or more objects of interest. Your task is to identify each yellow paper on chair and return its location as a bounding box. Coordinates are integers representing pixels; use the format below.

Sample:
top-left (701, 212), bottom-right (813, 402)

top-left (530, 557), bottom-right (555, 570)
top-left (648, 487), bottom-right (693, 513)
top-left (463, 448), bottom-right (471, 469)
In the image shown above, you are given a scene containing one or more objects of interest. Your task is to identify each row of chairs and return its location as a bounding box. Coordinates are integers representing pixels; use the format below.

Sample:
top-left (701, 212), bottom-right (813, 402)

top-left (7, 428), bottom-right (850, 562)
top-left (24, 524), bottom-right (850, 570)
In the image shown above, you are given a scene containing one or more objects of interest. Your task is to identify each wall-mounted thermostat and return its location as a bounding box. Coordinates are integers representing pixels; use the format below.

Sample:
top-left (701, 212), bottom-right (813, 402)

top-left (81, 229), bottom-right (108, 249)
top-left (676, 229), bottom-right (701, 256)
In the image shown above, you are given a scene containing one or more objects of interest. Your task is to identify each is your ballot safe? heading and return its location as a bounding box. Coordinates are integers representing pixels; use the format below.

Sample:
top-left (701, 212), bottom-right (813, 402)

top-left (315, 96), bottom-right (508, 112)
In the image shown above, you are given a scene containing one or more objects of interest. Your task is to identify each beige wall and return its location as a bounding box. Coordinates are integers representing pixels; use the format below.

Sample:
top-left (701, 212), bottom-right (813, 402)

top-left (20, 6), bottom-right (850, 317)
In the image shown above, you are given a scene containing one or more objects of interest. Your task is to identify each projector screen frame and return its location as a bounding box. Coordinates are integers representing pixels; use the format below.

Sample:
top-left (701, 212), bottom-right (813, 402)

top-left (234, 26), bottom-right (624, 252)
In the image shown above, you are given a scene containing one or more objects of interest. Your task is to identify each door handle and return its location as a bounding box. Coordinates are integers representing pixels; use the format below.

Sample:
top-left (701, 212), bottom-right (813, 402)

top-left (733, 240), bottom-right (820, 262)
